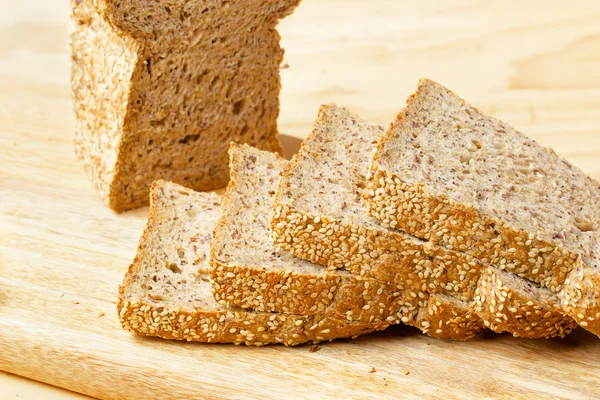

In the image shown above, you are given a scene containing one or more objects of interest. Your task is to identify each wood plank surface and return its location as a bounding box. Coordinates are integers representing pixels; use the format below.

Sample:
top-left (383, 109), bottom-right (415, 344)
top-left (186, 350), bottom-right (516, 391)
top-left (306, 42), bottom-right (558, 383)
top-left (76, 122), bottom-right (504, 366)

top-left (1, 0), bottom-right (600, 398)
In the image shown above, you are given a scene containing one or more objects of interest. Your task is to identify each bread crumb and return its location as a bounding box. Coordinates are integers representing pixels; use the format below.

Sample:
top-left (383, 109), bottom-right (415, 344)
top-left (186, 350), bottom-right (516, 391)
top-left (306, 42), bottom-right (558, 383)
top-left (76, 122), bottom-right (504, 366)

top-left (309, 344), bottom-right (321, 353)
top-left (369, 368), bottom-right (376, 373)
top-left (59, 292), bottom-right (65, 298)
top-left (404, 370), bottom-right (410, 375)
top-left (98, 313), bottom-right (105, 317)
top-left (72, 300), bottom-right (80, 304)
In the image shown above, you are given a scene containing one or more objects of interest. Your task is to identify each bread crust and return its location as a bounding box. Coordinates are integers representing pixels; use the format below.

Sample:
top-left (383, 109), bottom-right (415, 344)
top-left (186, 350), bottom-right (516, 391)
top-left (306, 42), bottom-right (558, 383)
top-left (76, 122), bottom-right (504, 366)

top-left (412, 294), bottom-right (482, 341)
top-left (561, 265), bottom-right (600, 335)
top-left (117, 180), bottom-right (383, 346)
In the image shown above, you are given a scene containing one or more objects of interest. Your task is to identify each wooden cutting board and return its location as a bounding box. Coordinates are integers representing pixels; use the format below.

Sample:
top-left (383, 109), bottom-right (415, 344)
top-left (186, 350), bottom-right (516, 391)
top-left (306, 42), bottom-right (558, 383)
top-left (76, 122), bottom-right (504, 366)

top-left (2, 0), bottom-right (600, 398)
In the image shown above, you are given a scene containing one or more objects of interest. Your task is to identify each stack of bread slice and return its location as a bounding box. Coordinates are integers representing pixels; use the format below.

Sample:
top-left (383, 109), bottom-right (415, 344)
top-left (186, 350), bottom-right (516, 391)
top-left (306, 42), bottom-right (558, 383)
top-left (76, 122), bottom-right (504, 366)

top-left (118, 78), bottom-right (599, 345)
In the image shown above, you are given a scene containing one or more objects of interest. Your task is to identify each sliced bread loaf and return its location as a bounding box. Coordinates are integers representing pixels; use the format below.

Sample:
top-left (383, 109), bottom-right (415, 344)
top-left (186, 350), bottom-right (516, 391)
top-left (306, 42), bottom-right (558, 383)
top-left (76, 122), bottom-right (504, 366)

top-left (271, 104), bottom-right (573, 339)
top-left (365, 78), bottom-right (596, 336)
top-left (71, 0), bottom-right (298, 212)
top-left (117, 180), bottom-right (380, 346)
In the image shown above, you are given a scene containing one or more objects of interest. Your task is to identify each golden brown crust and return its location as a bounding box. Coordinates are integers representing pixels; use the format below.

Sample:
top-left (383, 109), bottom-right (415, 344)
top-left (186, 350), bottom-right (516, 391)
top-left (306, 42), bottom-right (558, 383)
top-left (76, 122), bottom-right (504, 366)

top-left (118, 300), bottom-right (381, 346)
top-left (211, 260), bottom-right (422, 325)
top-left (272, 204), bottom-right (482, 302)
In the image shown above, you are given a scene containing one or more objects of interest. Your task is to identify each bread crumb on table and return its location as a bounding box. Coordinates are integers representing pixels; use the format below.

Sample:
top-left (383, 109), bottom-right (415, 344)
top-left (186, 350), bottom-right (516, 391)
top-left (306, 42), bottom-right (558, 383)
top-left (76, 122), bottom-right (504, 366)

top-left (370, 368), bottom-right (376, 373)
top-left (309, 345), bottom-right (321, 353)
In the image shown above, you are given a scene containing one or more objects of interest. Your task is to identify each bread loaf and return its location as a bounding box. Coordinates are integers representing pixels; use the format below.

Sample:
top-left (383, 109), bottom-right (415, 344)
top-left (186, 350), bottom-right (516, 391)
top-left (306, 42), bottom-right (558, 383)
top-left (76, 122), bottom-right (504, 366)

top-left (70, 0), bottom-right (298, 212)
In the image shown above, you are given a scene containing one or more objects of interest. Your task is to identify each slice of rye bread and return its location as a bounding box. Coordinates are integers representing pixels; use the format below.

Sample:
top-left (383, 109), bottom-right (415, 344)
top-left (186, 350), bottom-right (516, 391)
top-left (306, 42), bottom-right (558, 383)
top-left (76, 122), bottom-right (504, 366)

top-left (71, 0), bottom-right (298, 212)
top-left (364, 78), bottom-right (595, 336)
top-left (210, 143), bottom-right (480, 340)
top-left (117, 180), bottom-right (381, 346)
top-left (271, 104), bottom-right (573, 339)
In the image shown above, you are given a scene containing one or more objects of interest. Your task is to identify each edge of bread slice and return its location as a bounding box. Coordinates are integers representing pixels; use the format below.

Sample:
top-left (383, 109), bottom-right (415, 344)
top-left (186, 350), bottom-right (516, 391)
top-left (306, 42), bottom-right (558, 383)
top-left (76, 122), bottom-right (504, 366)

top-left (475, 267), bottom-right (577, 338)
top-left (117, 180), bottom-right (379, 346)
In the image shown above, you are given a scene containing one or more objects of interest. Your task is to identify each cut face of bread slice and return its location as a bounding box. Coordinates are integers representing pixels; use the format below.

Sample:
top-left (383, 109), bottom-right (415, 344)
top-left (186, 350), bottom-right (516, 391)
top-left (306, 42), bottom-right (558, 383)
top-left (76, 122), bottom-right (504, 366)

top-left (71, 0), bottom-right (298, 212)
top-left (365, 78), bottom-right (597, 336)
top-left (210, 144), bottom-right (420, 326)
top-left (117, 180), bottom-right (380, 346)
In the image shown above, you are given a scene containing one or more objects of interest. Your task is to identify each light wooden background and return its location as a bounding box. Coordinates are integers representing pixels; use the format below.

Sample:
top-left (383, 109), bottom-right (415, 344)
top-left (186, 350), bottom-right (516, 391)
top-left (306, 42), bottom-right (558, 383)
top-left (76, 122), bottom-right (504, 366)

top-left (1, 0), bottom-right (600, 398)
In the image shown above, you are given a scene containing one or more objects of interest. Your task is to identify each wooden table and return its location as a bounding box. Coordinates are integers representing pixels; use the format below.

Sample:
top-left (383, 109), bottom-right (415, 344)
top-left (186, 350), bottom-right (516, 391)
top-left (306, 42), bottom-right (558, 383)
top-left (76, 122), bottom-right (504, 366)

top-left (2, 0), bottom-right (600, 398)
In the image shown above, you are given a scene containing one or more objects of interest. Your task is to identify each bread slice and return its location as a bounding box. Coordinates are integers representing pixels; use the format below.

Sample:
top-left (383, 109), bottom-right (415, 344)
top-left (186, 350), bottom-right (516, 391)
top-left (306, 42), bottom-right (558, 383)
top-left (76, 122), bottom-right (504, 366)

top-left (117, 180), bottom-right (380, 346)
top-left (210, 143), bottom-right (419, 326)
top-left (70, 0), bottom-right (298, 212)
top-left (365, 78), bottom-right (593, 336)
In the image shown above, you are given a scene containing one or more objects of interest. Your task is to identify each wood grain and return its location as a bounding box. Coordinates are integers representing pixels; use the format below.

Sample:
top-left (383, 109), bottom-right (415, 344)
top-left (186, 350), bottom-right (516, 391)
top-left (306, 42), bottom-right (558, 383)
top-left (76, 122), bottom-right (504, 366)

top-left (1, 0), bottom-right (600, 398)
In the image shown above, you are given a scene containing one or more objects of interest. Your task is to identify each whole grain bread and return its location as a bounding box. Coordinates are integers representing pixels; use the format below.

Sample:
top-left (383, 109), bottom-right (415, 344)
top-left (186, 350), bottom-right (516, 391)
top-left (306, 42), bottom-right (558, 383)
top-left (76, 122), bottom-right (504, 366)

top-left (365, 78), bottom-right (595, 336)
top-left (117, 180), bottom-right (379, 346)
top-left (70, 0), bottom-right (297, 212)
top-left (272, 103), bottom-right (573, 339)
